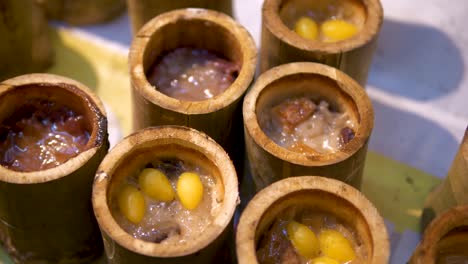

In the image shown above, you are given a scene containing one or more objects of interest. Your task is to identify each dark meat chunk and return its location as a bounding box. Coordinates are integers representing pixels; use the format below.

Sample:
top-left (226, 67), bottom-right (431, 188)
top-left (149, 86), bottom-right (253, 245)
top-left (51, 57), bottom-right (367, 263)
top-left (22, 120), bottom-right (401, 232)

top-left (152, 158), bottom-right (186, 179)
top-left (256, 207), bottom-right (298, 264)
top-left (280, 245), bottom-right (301, 264)
top-left (272, 97), bottom-right (316, 132)
top-left (341, 127), bottom-right (355, 144)
top-left (152, 222), bottom-right (181, 243)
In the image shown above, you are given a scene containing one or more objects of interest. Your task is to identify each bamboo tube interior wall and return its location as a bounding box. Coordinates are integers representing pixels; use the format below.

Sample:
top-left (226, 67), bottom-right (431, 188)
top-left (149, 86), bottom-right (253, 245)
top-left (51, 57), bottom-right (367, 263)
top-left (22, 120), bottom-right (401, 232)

top-left (421, 126), bottom-right (468, 231)
top-left (37, 0), bottom-right (126, 25)
top-left (0, 74), bottom-right (109, 263)
top-left (410, 205), bottom-right (468, 264)
top-left (0, 0), bottom-right (53, 81)
top-left (92, 126), bottom-right (238, 263)
top-left (236, 176), bottom-right (389, 264)
top-left (260, 0), bottom-right (383, 86)
top-left (243, 62), bottom-right (373, 191)
top-left (127, 0), bottom-right (233, 34)
top-left (129, 8), bottom-right (257, 174)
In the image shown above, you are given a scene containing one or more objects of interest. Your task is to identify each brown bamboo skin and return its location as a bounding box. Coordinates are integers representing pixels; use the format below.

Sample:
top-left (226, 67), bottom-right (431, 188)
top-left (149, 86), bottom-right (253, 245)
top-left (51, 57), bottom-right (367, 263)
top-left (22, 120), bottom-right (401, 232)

top-left (421, 126), bottom-right (468, 230)
top-left (236, 176), bottom-right (389, 264)
top-left (243, 62), bottom-right (373, 191)
top-left (127, 0), bottom-right (233, 34)
top-left (0, 74), bottom-right (109, 263)
top-left (92, 126), bottom-right (238, 263)
top-left (36, 0), bottom-right (126, 25)
top-left (409, 205), bottom-right (468, 264)
top-left (0, 0), bottom-right (53, 81)
top-left (129, 8), bottom-right (257, 175)
top-left (260, 0), bottom-right (383, 86)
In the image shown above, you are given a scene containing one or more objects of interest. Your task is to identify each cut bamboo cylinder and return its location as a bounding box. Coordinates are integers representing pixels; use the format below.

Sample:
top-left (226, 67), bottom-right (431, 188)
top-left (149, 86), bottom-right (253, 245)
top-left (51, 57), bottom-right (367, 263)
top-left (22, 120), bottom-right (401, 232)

top-left (36, 0), bottom-right (126, 25)
top-left (0, 0), bottom-right (53, 81)
top-left (421, 126), bottom-right (468, 230)
top-left (409, 205), bottom-right (468, 264)
top-left (260, 0), bottom-right (383, 86)
top-left (0, 74), bottom-right (109, 263)
top-left (127, 0), bottom-right (233, 34)
top-left (129, 8), bottom-right (257, 175)
top-left (236, 176), bottom-right (389, 264)
top-left (243, 62), bottom-right (373, 191)
top-left (92, 126), bottom-right (238, 263)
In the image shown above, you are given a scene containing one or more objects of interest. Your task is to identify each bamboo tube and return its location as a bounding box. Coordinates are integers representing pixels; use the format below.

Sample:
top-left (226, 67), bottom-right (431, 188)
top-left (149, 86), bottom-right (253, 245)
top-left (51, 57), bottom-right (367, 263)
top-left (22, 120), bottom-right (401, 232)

top-left (0, 74), bottom-right (109, 263)
top-left (236, 176), bottom-right (389, 263)
top-left (409, 205), bottom-right (468, 264)
top-left (129, 8), bottom-right (257, 174)
top-left (0, 0), bottom-right (53, 81)
top-left (243, 62), bottom-right (373, 191)
top-left (260, 0), bottom-right (383, 86)
top-left (92, 126), bottom-right (238, 263)
top-left (421, 127), bottom-right (468, 230)
top-left (36, 0), bottom-right (126, 25)
top-left (127, 0), bottom-right (233, 34)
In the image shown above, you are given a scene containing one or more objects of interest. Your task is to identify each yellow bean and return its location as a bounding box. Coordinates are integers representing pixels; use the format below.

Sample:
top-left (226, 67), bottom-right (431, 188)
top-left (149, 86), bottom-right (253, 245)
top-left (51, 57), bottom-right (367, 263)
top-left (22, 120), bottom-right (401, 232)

top-left (286, 221), bottom-right (319, 259)
top-left (138, 168), bottom-right (175, 202)
top-left (310, 256), bottom-right (340, 264)
top-left (318, 229), bottom-right (356, 262)
top-left (294, 16), bottom-right (319, 40)
top-left (176, 172), bottom-right (204, 210)
top-left (118, 185), bottom-right (145, 224)
top-left (321, 19), bottom-right (358, 42)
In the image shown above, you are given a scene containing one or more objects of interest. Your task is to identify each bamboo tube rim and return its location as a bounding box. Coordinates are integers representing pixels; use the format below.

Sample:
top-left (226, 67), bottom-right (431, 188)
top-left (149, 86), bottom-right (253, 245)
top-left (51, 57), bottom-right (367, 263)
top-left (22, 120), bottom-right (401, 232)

top-left (462, 127), bottom-right (468, 158)
top-left (0, 73), bottom-right (107, 184)
top-left (236, 176), bottom-right (389, 263)
top-left (421, 127), bottom-right (468, 228)
top-left (243, 62), bottom-right (374, 166)
top-left (452, 127), bottom-right (468, 204)
top-left (411, 205), bottom-right (468, 263)
top-left (92, 126), bottom-right (238, 257)
top-left (129, 8), bottom-right (257, 115)
top-left (262, 0), bottom-right (383, 54)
